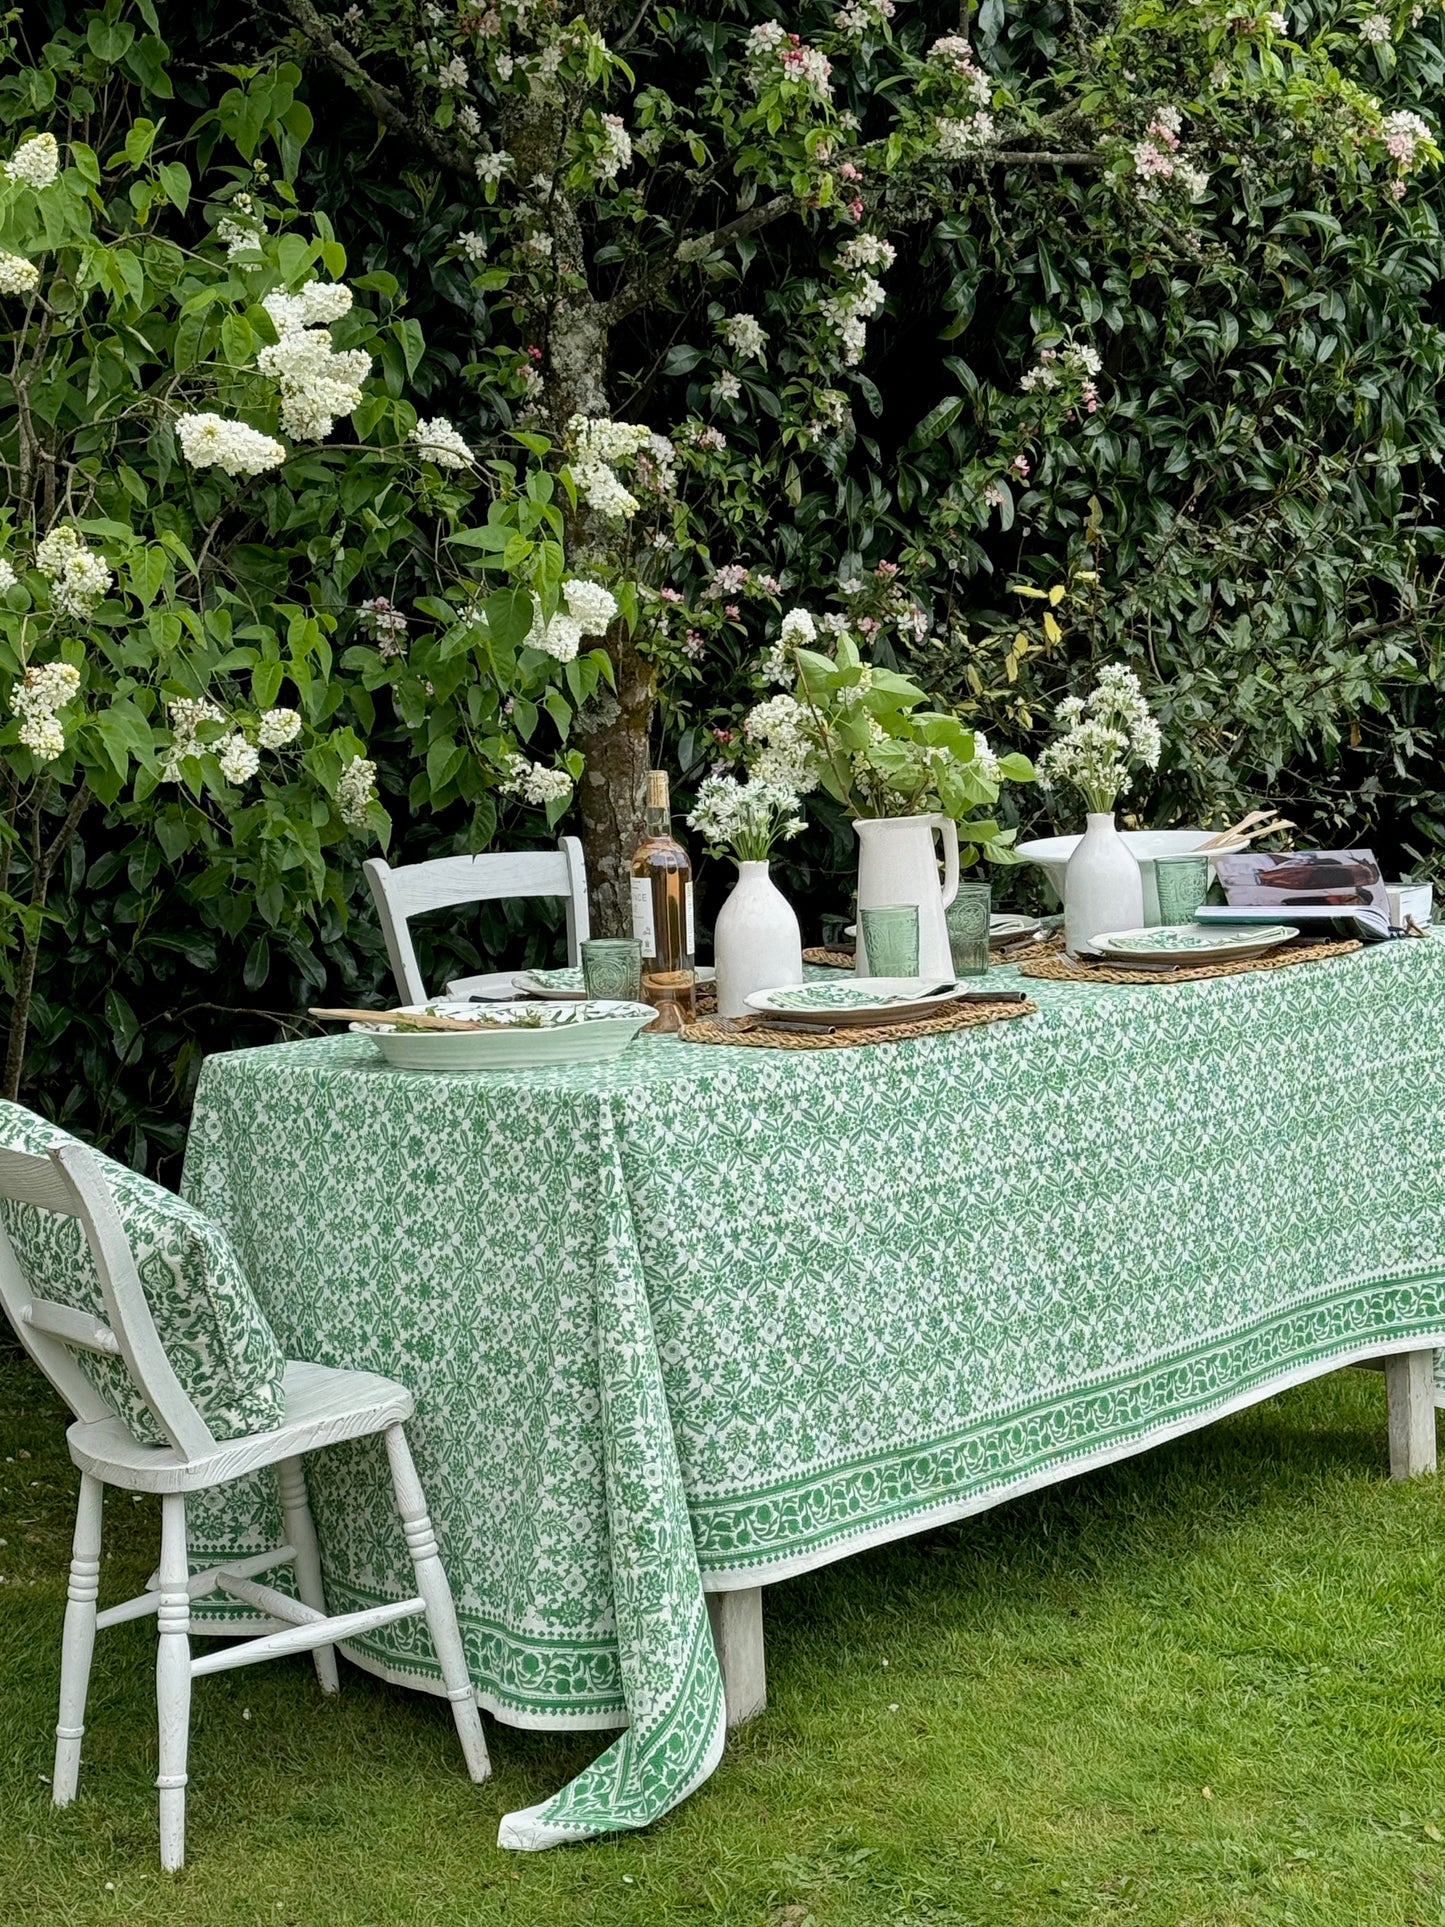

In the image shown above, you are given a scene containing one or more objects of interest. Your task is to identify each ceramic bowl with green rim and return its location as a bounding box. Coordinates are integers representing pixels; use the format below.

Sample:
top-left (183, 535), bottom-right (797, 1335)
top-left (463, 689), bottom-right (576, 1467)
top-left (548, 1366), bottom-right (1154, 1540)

top-left (352, 1000), bottom-right (658, 1070)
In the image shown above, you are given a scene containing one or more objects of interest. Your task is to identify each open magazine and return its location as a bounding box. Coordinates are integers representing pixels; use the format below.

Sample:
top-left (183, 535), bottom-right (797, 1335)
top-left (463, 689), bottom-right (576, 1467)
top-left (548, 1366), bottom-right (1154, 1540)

top-left (1196, 850), bottom-right (1394, 940)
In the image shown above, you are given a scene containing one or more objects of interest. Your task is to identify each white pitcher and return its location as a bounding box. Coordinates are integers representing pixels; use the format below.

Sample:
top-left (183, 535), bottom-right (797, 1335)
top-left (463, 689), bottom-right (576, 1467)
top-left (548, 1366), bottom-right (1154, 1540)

top-left (854, 814), bottom-right (959, 978)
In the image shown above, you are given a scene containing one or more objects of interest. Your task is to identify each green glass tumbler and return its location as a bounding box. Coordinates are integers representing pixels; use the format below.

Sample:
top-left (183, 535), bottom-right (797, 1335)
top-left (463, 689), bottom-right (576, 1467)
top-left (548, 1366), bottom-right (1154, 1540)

top-left (581, 937), bottom-right (643, 1002)
top-left (1153, 853), bottom-right (1213, 927)
top-left (860, 903), bottom-right (920, 976)
top-left (946, 880), bottom-right (992, 977)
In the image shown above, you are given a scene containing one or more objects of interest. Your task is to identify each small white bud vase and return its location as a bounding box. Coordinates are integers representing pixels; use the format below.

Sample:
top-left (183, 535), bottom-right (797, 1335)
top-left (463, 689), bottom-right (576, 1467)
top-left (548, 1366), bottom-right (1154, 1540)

top-left (714, 860), bottom-right (804, 1018)
top-left (1064, 811), bottom-right (1144, 957)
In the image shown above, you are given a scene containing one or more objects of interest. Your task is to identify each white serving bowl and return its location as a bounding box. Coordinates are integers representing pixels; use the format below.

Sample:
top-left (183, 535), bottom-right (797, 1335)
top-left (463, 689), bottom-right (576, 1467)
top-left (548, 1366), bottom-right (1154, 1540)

top-left (1015, 829), bottom-right (1222, 926)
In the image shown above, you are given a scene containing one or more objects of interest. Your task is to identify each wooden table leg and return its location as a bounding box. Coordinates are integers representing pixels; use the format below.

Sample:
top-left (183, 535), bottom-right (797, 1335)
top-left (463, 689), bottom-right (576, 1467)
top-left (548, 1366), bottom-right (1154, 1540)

top-left (706, 1588), bottom-right (766, 1726)
top-left (1385, 1349), bottom-right (1438, 1479)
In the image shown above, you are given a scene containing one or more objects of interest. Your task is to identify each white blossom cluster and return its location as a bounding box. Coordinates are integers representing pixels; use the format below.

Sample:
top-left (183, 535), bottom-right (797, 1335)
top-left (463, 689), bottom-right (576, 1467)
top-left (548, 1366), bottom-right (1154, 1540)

top-left (11, 659), bottom-right (80, 761)
top-left (498, 754), bottom-right (573, 806)
top-left (724, 313), bottom-right (767, 361)
top-left (410, 417), bottom-right (474, 470)
top-left (687, 774), bottom-right (804, 859)
top-left (475, 150), bottom-right (511, 183)
top-left (0, 250), bottom-right (38, 295)
top-left (437, 53), bottom-right (470, 88)
top-left (457, 230), bottom-right (488, 262)
top-left (566, 413), bottom-right (656, 518)
top-left (834, 0), bottom-right (895, 33)
top-left (160, 697), bottom-right (225, 782)
top-left (217, 734), bottom-right (260, 785)
top-left (0, 559), bottom-right (14, 593)
top-left (258, 707), bottom-right (302, 748)
top-left (216, 192), bottom-right (264, 257)
top-left (177, 412), bottom-right (287, 478)
top-left (714, 371), bottom-right (742, 402)
top-left (336, 754), bottom-right (378, 828)
top-left (760, 606), bottom-right (817, 683)
top-left (4, 132), bottom-right (59, 190)
top-left (594, 115), bottom-right (633, 181)
top-left (837, 234), bottom-right (896, 274)
top-left (256, 285), bottom-right (370, 442)
top-left (1359, 12), bottom-right (1391, 39)
top-left (523, 578), bottom-right (618, 661)
top-left (1384, 109), bottom-right (1432, 169)
top-left (928, 37), bottom-right (991, 92)
top-left (745, 20), bottom-right (833, 98)
top-left (1037, 663), bottom-right (1161, 811)
top-left (35, 527), bottom-right (112, 619)
top-left (1020, 340), bottom-right (1102, 413)
top-left (359, 596), bottom-right (409, 657)
top-left (741, 691), bottom-right (820, 792)
top-left (936, 113), bottom-right (996, 158)
top-left (821, 272), bottom-right (886, 367)
top-left (1129, 107), bottom-right (1208, 201)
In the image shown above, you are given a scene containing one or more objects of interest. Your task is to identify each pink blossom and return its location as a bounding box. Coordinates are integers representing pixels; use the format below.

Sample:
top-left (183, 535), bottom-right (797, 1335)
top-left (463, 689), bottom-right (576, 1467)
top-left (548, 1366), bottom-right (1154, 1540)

top-left (758, 574), bottom-right (782, 594)
top-left (1083, 380), bottom-right (1099, 413)
top-left (1012, 453), bottom-right (1030, 478)
top-left (724, 603), bottom-right (741, 619)
top-left (838, 161), bottom-right (863, 181)
top-left (660, 586), bottom-right (684, 603)
top-left (847, 198), bottom-right (864, 221)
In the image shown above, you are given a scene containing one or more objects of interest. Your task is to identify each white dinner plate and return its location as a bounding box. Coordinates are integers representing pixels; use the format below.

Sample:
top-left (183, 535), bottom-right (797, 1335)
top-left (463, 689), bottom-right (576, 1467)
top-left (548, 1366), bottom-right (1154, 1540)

top-left (1090, 922), bottom-right (1298, 967)
top-left (989, 914), bottom-right (1042, 948)
top-left (745, 977), bottom-right (966, 1026)
top-left (351, 1000), bottom-right (656, 1070)
top-left (512, 964), bottom-right (715, 999)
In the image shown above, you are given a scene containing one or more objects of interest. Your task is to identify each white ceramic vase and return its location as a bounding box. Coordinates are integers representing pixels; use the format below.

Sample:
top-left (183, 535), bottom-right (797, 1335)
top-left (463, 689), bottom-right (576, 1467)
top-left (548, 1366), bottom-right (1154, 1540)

top-left (714, 860), bottom-right (804, 1018)
top-left (1064, 811), bottom-right (1144, 957)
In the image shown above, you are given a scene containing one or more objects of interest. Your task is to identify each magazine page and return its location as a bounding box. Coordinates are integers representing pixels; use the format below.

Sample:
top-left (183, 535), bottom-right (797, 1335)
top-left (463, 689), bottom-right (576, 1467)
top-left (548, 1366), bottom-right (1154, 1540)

top-left (1205, 850), bottom-right (1392, 937)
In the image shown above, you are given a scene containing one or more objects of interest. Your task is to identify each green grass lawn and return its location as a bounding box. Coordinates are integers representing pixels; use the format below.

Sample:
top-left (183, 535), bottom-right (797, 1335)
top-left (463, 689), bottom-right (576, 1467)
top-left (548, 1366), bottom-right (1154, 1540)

top-left (4, 1348), bottom-right (1445, 1927)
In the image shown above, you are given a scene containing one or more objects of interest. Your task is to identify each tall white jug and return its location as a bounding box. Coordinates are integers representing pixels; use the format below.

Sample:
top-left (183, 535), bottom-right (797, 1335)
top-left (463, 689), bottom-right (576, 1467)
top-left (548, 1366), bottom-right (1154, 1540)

top-left (853, 815), bottom-right (959, 978)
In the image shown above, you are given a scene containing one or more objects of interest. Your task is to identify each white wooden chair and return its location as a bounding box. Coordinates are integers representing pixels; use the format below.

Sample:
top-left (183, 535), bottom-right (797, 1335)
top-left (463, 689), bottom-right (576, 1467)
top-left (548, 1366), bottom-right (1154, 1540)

top-left (364, 838), bottom-right (591, 1003)
top-left (0, 1138), bottom-right (489, 1871)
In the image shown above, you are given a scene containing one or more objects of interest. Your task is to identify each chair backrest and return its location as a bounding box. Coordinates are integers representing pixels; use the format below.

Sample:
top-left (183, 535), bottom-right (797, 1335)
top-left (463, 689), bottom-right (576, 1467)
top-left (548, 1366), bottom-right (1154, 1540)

top-left (364, 836), bottom-right (591, 1005)
top-left (0, 1141), bottom-right (216, 1458)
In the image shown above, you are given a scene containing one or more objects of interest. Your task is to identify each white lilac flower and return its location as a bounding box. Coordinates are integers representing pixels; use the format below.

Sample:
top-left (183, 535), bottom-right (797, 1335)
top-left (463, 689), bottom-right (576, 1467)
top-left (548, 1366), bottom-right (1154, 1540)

top-left (4, 133), bottom-right (59, 190)
top-left (34, 528), bottom-right (112, 619)
top-left (160, 696), bottom-right (225, 781)
top-left (594, 115), bottom-right (633, 181)
top-left (0, 559), bottom-right (15, 593)
top-left (724, 313), bottom-right (767, 360)
top-left (458, 230), bottom-right (488, 262)
top-left (780, 607), bottom-right (816, 647)
top-left (1359, 12), bottom-right (1391, 39)
top-left (566, 413), bottom-right (654, 518)
top-left (257, 329), bottom-right (371, 441)
top-left (971, 731), bottom-right (1002, 784)
top-left (410, 416), bottom-right (473, 470)
top-left (562, 579), bottom-right (618, 634)
top-left (742, 692), bottom-right (820, 793)
top-left (498, 754), bottom-right (573, 805)
top-left (17, 714), bottom-right (65, 760)
top-left (176, 413), bottom-right (287, 479)
top-left (0, 251), bottom-right (39, 295)
top-left (336, 754), bottom-right (378, 827)
top-left (262, 281), bottom-right (354, 337)
top-left (12, 661), bottom-right (80, 724)
top-left (257, 707), bottom-right (302, 748)
top-left (217, 733), bottom-right (261, 785)
top-left (216, 192), bottom-right (264, 257)
top-left (524, 597), bottom-right (584, 662)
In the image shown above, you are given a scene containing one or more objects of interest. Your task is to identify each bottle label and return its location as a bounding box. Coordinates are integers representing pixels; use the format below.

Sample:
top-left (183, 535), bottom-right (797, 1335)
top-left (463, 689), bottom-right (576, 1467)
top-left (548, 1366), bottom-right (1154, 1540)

top-left (685, 881), bottom-right (695, 959)
top-left (630, 876), bottom-right (656, 957)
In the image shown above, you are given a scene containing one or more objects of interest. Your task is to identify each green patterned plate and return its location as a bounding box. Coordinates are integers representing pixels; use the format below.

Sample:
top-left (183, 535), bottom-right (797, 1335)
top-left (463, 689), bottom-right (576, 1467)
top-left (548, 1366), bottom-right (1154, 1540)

top-left (745, 977), bottom-right (965, 1026)
top-left (1092, 922), bottom-right (1298, 966)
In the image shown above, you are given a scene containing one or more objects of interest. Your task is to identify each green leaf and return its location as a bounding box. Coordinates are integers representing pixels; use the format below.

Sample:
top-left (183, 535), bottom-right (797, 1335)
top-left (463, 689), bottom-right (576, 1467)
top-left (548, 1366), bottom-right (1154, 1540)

top-left (157, 161), bottom-right (190, 213)
top-left (122, 118), bottom-right (157, 165)
top-left (88, 18), bottom-right (137, 62)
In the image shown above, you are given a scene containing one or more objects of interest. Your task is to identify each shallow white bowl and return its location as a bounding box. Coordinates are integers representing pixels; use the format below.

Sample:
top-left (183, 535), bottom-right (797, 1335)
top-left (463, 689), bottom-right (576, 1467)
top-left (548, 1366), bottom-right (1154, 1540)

top-left (1015, 829), bottom-right (1222, 926)
top-left (355, 1000), bottom-right (655, 1071)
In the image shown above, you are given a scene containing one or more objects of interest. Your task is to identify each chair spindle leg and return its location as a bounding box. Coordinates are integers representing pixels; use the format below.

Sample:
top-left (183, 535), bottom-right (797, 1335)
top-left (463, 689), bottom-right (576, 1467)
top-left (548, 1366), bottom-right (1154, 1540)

top-left (383, 1424), bottom-right (490, 1782)
top-left (155, 1492), bottom-right (192, 1872)
top-left (53, 1471), bottom-right (103, 1806)
top-left (276, 1456), bottom-right (339, 1695)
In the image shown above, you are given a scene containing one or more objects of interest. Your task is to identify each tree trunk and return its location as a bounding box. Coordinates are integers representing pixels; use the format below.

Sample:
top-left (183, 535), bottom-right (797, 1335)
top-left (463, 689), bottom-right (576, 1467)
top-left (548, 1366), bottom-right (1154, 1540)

top-left (2, 783), bottom-right (90, 1104)
top-left (576, 629), bottom-right (653, 934)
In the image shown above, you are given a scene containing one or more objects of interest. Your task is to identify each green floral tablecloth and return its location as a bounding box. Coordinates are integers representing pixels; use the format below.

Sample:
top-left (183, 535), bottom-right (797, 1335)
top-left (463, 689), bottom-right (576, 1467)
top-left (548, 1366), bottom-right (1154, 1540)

top-left (181, 939), bottom-right (1445, 1848)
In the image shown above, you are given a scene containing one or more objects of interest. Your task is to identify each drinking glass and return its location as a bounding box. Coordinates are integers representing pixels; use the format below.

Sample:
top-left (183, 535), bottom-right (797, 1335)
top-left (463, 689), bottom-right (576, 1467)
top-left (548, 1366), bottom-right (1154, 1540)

top-left (581, 938), bottom-right (643, 1002)
top-left (1153, 853), bottom-right (1213, 927)
top-left (860, 904), bottom-right (920, 976)
top-left (946, 880), bottom-right (992, 977)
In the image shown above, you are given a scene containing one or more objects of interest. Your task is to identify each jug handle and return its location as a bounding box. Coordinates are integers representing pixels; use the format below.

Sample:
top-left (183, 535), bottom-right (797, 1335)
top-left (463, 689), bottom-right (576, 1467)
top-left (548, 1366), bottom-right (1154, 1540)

top-left (934, 814), bottom-right (960, 909)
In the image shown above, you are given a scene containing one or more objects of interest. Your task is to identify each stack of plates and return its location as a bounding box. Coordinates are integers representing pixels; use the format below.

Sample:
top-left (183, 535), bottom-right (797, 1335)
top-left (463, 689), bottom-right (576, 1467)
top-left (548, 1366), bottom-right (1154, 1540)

top-left (512, 965), bottom-right (715, 999)
top-left (745, 978), bottom-right (966, 1027)
top-left (1088, 923), bottom-right (1299, 968)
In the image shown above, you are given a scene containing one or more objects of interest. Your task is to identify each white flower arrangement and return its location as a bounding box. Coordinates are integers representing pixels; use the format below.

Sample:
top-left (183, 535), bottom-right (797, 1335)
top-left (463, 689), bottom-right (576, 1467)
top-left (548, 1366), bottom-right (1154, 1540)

top-left (1037, 663), bottom-right (1162, 814)
top-left (687, 774), bottom-right (805, 861)
top-left (176, 413), bottom-right (287, 479)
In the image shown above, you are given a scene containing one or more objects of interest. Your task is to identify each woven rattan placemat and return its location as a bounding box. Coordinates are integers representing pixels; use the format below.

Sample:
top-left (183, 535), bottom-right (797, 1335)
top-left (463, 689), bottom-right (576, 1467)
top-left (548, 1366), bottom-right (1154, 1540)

top-left (1020, 937), bottom-right (1361, 987)
top-left (679, 996), bottom-right (1036, 1050)
top-left (801, 946), bottom-right (857, 969)
top-left (801, 937), bottom-right (1057, 970)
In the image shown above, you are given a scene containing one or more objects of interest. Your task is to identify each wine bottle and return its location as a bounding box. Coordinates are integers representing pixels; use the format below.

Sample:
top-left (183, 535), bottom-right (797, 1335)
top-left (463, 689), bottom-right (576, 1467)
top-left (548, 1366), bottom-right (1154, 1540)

top-left (630, 769), bottom-right (696, 1030)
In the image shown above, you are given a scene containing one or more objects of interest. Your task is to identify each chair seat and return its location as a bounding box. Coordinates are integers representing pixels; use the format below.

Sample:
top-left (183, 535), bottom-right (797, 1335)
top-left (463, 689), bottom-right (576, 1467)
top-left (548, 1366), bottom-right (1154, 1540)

top-left (444, 969), bottom-right (526, 1000)
top-left (66, 1360), bottom-right (415, 1494)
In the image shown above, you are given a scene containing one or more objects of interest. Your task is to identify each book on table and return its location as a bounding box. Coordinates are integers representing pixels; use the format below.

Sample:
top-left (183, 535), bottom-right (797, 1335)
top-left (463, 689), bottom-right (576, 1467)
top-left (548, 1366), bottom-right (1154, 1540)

top-left (1197, 849), bottom-right (1394, 941)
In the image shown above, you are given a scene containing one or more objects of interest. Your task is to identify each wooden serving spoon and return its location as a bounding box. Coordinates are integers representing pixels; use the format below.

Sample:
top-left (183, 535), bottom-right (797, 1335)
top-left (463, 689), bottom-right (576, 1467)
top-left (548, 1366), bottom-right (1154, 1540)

top-left (309, 1006), bottom-right (496, 1032)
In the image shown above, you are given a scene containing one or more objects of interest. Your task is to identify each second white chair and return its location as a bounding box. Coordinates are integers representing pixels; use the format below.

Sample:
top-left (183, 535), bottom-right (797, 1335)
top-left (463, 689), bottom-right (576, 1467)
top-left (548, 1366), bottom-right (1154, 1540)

top-left (364, 837), bottom-right (591, 1003)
